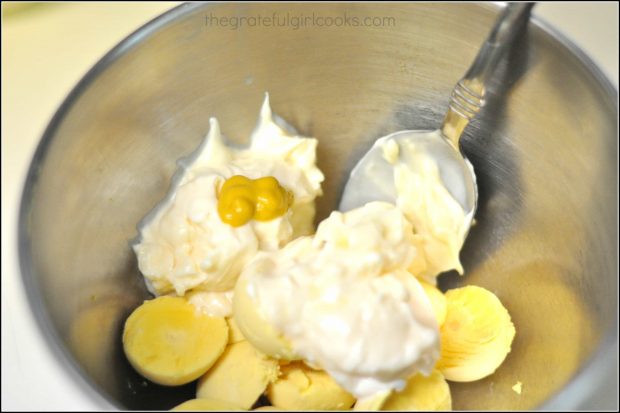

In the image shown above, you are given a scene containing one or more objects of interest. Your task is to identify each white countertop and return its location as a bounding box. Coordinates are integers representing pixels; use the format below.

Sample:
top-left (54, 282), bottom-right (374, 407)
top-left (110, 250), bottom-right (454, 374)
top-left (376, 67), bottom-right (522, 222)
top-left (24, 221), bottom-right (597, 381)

top-left (2, 3), bottom-right (618, 410)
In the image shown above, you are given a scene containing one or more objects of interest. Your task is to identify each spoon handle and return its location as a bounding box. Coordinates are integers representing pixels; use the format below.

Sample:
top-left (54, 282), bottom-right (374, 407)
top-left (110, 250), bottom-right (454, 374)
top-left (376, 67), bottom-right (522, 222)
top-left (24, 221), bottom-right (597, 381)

top-left (441, 2), bottom-right (535, 148)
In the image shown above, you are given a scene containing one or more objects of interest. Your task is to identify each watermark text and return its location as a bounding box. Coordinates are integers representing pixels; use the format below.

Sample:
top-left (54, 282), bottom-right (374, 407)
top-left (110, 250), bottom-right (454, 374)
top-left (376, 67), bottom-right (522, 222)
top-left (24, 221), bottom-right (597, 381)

top-left (205, 12), bottom-right (396, 30)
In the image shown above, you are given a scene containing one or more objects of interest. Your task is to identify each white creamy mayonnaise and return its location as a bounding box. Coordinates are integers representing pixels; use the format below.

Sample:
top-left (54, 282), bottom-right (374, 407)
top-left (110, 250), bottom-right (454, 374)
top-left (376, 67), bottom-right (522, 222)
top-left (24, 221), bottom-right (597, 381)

top-left (186, 290), bottom-right (235, 318)
top-left (236, 202), bottom-right (439, 398)
top-left (381, 136), bottom-right (471, 282)
top-left (132, 94), bottom-right (324, 314)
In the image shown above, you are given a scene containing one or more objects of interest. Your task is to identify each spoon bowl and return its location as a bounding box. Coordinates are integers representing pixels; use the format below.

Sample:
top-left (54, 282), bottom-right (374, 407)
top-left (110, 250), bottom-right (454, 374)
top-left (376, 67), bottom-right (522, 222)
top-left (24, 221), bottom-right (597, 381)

top-left (340, 129), bottom-right (477, 219)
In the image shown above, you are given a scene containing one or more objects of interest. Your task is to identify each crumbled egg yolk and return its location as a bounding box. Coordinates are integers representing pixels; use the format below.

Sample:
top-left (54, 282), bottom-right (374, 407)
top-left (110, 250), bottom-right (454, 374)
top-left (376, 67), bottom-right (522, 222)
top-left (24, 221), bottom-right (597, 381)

top-left (217, 175), bottom-right (294, 227)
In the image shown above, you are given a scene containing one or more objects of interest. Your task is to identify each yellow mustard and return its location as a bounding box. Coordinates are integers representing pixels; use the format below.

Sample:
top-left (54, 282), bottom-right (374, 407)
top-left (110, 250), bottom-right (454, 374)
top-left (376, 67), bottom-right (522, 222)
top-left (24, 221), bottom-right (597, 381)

top-left (217, 175), bottom-right (294, 227)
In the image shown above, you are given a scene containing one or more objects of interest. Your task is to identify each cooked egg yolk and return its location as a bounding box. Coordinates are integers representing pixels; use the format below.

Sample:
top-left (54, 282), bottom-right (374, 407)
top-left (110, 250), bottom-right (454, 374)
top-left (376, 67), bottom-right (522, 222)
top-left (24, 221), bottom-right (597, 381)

top-left (217, 175), bottom-right (293, 227)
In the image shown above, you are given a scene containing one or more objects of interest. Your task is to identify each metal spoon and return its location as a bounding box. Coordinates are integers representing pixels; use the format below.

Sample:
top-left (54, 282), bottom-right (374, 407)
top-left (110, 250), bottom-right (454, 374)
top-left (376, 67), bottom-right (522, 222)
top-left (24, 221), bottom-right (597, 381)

top-left (339, 3), bottom-right (534, 229)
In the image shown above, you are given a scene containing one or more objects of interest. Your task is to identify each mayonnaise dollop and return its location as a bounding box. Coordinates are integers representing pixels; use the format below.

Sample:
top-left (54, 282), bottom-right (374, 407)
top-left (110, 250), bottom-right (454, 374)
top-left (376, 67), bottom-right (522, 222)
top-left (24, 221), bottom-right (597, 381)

top-left (186, 290), bottom-right (235, 318)
top-left (381, 137), bottom-right (471, 282)
top-left (236, 202), bottom-right (440, 398)
top-left (132, 95), bottom-right (324, 309)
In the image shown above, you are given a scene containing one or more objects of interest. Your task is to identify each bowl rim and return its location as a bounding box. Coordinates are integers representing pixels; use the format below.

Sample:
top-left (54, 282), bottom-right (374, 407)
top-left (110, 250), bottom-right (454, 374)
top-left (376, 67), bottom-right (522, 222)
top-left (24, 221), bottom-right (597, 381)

top-left (18, 2), bottom-right (618, 410)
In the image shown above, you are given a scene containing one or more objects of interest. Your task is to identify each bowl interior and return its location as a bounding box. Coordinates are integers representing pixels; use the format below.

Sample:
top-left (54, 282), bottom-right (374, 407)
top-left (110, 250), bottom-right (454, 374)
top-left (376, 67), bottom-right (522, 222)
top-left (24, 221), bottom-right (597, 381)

top-left (20, 3), bottom-right (617, 410)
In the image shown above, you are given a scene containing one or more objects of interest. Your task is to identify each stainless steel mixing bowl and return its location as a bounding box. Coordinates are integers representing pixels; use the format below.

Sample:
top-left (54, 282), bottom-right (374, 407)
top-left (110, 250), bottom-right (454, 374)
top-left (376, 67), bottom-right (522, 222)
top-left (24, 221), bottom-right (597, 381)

top-left (19, 3), bottom-right (618, 410)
